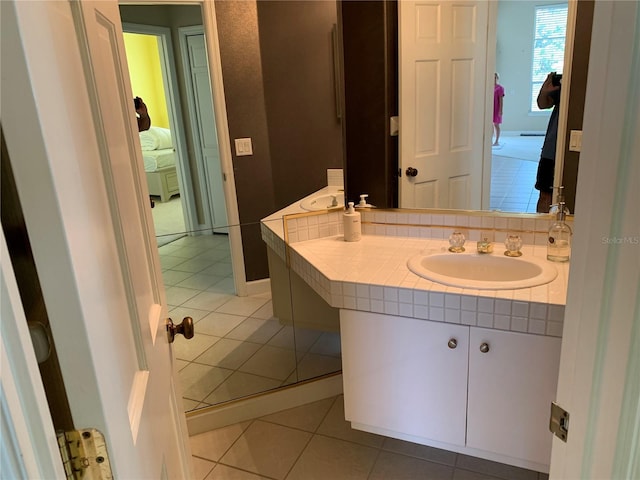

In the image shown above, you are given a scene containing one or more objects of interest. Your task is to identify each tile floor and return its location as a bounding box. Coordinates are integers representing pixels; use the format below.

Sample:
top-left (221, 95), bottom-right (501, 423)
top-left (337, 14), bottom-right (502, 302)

top-left (489, 134), bottom-right (544, 214)
top-left (189, 394), bottom-right (550, 480)
top-left (159, 234), bottom-right (341, 412)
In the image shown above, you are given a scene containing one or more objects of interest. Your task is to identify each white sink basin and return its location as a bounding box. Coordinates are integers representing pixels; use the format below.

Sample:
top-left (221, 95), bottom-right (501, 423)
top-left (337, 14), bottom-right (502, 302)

top-left (407, 251), bottom-right (558, 290)
top-left (300, 192), bottom-right (344, 211)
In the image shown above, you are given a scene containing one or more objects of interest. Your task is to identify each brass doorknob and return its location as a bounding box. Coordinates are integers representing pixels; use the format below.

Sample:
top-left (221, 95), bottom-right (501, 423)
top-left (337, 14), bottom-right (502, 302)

top-left (406, 167), bottom-right (418, 177)
top-left (166, 317), bottom-right (194, 343)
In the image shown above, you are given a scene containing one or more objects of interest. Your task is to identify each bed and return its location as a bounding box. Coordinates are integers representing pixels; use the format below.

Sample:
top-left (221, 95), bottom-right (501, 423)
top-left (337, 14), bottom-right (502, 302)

top-left (139, 126), bottom-right (180, 202)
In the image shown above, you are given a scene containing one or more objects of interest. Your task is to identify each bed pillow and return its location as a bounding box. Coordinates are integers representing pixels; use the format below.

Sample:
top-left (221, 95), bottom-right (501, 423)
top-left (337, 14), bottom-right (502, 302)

top-left (139, 127), bottom-right (173, 151)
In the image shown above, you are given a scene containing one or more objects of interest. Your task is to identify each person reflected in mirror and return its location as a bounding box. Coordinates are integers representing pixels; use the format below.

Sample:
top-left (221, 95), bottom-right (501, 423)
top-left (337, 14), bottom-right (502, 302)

top-left (535, 72), bottom-right (561, 213)
top-left (493, 73), bottom-right (504, 146)
top-left (134, 96), bottom-right (151, 132)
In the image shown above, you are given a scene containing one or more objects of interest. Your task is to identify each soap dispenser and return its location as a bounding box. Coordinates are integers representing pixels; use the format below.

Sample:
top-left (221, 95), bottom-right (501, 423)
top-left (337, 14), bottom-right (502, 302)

top-left (356, 194), bottom-right (374, 208)
top-left (343, 202), bottom-right (361, 242)
top-left (547, 201), bottom-right (572, 262)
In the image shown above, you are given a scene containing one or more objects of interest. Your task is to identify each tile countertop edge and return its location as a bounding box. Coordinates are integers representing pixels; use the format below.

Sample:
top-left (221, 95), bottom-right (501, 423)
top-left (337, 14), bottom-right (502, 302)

top-left (287, 235), bottom-right (569, 338)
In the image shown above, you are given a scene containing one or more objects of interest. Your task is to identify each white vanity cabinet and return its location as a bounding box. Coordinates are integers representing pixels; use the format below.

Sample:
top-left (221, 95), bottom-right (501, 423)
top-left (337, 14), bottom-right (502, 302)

top-left (340, 310), bottom-right (469, 447)
top-left (467, 327), bottom-right (561, 467)
top-left (340, 310), bottom-right (561, 471)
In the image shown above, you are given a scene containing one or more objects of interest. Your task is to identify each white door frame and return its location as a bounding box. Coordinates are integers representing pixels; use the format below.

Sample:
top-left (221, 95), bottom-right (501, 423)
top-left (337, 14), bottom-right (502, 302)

top-left (1, 229), bottom-right (66, 479)
top-left (121, 22), bottom-right (198, 234)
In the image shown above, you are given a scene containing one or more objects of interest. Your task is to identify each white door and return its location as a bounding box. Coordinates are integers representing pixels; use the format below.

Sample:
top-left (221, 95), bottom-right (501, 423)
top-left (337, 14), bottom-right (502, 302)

top-left (3, 1), bottom-right (191, 477)
top-left (549, 1), bottom-right (640, 478)
top-left (399, 0), bottom-right (489, 209)
top-left (186, 32), bottom-right (229, 233)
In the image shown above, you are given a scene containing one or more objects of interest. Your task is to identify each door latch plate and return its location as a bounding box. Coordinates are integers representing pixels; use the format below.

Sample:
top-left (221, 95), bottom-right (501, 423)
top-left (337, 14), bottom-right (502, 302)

top-left (549, 401), bottom-right (569, 442)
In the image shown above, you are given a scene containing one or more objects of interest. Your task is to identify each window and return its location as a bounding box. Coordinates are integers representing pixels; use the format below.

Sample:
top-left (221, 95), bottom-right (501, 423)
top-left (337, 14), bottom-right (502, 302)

top-left (531, 4), bottom-right (568, 112)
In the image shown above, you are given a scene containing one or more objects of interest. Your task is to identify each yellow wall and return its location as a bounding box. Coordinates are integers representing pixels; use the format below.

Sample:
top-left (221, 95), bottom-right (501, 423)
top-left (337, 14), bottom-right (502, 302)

top-left (123, 33), bottom-right (170, 129)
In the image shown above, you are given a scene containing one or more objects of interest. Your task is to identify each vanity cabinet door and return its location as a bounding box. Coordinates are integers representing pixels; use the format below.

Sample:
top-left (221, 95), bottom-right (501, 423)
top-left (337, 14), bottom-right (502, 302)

top-left (467, 327), bottom-right (561, 467)
top-left (340, 310), bottom-right (469, 446)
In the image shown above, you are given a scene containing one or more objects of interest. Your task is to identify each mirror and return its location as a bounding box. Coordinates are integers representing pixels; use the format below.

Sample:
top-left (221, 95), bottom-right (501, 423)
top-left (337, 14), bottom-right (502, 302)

top-left (343, 0), bottom-right (593, 211)
top-left (119, 2), bottom-right (344, 414)
top-left (395, 0), bottom-right (584, 214)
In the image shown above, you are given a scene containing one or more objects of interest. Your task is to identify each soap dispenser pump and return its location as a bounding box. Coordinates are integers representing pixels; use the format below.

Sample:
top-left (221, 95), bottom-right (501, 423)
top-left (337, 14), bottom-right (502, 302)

top-left (547, 201), bottom-right (572, 262)
top-left (343, 202), bottom-right (362, 242)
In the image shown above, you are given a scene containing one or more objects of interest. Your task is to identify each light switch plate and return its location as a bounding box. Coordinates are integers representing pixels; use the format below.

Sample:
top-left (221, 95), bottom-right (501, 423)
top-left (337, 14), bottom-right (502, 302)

top-left (569, 130), bottom-right (582, 152)
top-left (235, 138), bottom-right (253, 156)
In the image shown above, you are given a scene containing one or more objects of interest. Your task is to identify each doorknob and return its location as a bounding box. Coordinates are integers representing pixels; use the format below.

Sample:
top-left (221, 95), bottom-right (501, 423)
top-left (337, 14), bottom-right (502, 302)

top-left (406, 167), bottom-right (418, 177)
top-left (166, 317), bottom-right (194, 343)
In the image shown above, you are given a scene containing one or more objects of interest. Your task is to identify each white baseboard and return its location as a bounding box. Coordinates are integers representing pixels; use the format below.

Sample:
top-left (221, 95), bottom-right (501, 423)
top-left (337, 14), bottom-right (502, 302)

top-left (245, 277), bottom-right (271, 296)
top-left (186, 373), bottom-right (343, 436)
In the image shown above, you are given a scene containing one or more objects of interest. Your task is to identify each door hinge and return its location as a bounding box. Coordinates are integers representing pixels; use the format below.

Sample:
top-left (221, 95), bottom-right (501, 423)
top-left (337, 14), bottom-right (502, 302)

top-left (57, 429), bottom-right (114, 479)
top-left (549, 402), bottom-right (570, 442)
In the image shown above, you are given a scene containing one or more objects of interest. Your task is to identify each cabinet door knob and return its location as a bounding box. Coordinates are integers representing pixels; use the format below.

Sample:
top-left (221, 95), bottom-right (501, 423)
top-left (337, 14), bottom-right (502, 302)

top-left (448, 338), bottom-right (458, 349)
top-left (479, 342), bottom-right (490, 353)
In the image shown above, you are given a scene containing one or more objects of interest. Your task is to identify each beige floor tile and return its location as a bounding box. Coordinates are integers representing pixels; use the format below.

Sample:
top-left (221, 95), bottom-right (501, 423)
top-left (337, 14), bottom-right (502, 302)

top-left (309, 331), bottom-right (342, 356)
top-left (182, 398), bottom-right (200, 411)
top-left (453, 469), bottom-right (503, 480)
top-left (190, 421), bottom-right (251, 462)
top-left (455, 454), bottom-right (539, 480)
top-left (182, 291), bottom-right (235, 311)
top-left (216, 296), bottom-right (270, 317)
top-left (382, 437), bottom-right (457, 466)
top-left (369, 450), bottom-right (454, 480)
top-left (238, 345), bottom-right (296, 381)
top-left (295, 352), bottom-right (342, 382)
top-left (225, 317), bottom-right (283, 344)
top-left (180, 363), bottom-right (233, 402)
top-left (259, 396), bottom-right (336, 432)
top-left (219, 420), bottom-right (311, 480)
top-left (161, 269), bottom-right (194, 286)
top-left (251, 300), bottom-right (274, 320)
top-left (203, 371), bottom-right (282, 405)
top-left (160, 255), bottom-right (189, 270)
top-left (173, 333), bottom-right (220, 362)
top-left (195, 338), bottom-right (261, 369)
top-left (195, 311), bottom-right (247, 338)
top-left (210, 276), bottom-right (235, 294)
top-left (286, 434), bottom-right (378, 480)
top-left (316, 395), bottom-right (385, 448)
top-left (206, 464), bottom-right (270, 480)
top-left (177, 272), bottom-right (226, 290)
top-left (267, 327), bottom-right (322, 352)
top-left (191, 456), bottom-right (216, 480)
top-left (201, 262), bottom-right (234, 277)
top-left (172, 257), bottom-right (216, 273)
top-left (169, 305), bottom-right (211, 323)
top-left (165, 285), bottom-right (201, 307)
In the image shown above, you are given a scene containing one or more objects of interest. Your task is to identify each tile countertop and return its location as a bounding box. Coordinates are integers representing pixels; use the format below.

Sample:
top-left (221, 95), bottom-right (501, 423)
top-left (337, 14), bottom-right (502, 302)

top-left (286, 234), bottom-right (569, 338)
top-left (261, 186), bottom-right (344, 238)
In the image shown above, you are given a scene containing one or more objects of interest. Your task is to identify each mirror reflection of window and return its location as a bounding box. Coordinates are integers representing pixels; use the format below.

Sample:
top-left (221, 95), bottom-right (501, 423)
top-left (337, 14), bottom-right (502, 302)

top-left (530, 4), bottom-right (568, 112)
